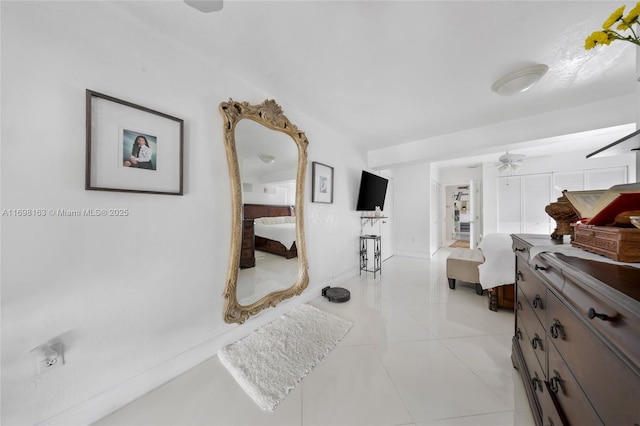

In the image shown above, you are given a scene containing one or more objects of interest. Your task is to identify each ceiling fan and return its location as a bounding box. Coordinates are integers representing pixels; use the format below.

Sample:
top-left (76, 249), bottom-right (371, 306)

top-left (496, 151), bottom-right (526, 173)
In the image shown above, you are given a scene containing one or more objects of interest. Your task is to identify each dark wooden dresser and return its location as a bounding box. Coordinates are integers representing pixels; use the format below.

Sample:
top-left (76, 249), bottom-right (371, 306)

top-left (511, 234), bottom-right (640, 426)
top-left (240, 219), bottom-right (255, 269)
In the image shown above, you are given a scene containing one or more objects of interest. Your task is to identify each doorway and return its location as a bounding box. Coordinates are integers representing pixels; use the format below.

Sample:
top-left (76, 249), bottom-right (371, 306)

top-left (445, 184), bottom-right (470, 248)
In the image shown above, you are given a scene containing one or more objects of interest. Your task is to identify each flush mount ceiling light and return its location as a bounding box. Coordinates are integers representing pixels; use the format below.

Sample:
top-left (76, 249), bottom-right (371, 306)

top-left (258, 154), bottom-right (276, 164)
top-left (491, 64), bottom-right (549, 96)
top-left (184, 0), bottom-right (223, 13)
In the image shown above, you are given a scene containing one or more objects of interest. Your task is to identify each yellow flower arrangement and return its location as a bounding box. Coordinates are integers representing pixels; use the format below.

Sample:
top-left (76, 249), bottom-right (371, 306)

top-left (585, 2), bottom-right (640, 49)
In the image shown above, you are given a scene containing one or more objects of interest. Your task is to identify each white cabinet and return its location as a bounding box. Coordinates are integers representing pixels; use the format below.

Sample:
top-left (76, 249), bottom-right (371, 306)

top-left (497, 166), bottom-right (628, 234)
top-left (586, 166), bottom-right (628, 190)
top-left (552, 171), bottom-right (585, 200)
top-left (497, 174), bottom-right (551, 234)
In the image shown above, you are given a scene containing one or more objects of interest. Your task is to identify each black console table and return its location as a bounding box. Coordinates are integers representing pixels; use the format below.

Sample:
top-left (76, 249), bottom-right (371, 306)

top-left (360, 235), bottom-right (381, 277)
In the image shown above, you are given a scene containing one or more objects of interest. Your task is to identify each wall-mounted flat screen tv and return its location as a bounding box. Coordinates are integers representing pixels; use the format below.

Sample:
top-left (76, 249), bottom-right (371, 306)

top-left (356, 170), bottom-right (388, 211)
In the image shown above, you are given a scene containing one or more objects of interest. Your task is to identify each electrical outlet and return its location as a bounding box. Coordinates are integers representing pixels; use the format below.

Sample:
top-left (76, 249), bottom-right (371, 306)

top-left (31, 342), bottom-right (64, 375)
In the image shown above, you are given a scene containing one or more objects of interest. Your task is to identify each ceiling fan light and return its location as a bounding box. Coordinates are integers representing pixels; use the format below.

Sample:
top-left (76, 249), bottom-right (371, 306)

top-left (492, 64), bottom-right (548, 96)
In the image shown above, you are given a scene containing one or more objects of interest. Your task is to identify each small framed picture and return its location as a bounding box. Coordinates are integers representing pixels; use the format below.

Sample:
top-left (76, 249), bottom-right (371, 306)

top-left (86, 89), bottom-right (184, 195)
top-left (312, 161), bottom-right (334, 203)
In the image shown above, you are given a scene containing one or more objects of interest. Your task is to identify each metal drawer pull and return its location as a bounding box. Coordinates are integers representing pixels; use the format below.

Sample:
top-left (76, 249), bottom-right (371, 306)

top-left (549, 319), bottom-right (564, 339)
top-left (532, 376), bottom-right (542, 391)
top-left (549, 370), bottom-right (563, 394)
top-left (533, 295), bottom-right (543, 309)
top-left (516, 301), bottom-right (522, 311)
top-left (517, 271), bottom-right (524, 280)
top-left (515, 328), bottom-right (522, 340)
top-left (546, 417), bottom-right (555, 426)
top-left (515, 247), bottom-right (526, 252)
top-left (534, 264), bottom-right (547, 271)
top-left (531, 333), bottom-right (543, 350)
top-left (587, 307), bottom-right (611, 321)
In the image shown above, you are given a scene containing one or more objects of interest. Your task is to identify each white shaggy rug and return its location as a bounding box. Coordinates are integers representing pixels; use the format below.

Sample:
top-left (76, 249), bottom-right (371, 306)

top-left (217, 304), bottom-right (352, 411)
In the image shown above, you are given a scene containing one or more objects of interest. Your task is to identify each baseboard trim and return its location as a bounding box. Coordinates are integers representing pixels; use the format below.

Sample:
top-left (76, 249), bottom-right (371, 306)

top-left (394, 249), bottom-right (430, 259)
top-left (38, 274), bottom-right (354, 426)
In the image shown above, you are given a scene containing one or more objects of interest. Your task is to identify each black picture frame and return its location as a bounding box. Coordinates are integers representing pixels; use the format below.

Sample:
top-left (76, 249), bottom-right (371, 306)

top-left (86, 89), bottom-right (184, 195)
top-left (311, 161), bottom-right (334, 203)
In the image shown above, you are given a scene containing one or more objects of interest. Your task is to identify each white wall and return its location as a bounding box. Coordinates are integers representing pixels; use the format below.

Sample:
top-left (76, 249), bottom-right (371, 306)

top-left (0, 3), bottom-right (366, 424)
top-left (392, 163), bottom-right (430, 258)
top-left (437, 165), bottom-right (483, 185)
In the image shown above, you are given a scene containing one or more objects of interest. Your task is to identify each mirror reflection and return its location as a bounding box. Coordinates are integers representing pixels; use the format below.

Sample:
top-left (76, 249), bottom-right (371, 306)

top-left (219, 99), bottom-right (309, 324)
top-left (235, 119), bottom-right (299, 306)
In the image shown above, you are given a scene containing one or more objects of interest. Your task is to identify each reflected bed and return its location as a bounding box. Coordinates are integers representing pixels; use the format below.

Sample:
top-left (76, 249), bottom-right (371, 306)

top-left (244, 204), bottom-right (298, 260)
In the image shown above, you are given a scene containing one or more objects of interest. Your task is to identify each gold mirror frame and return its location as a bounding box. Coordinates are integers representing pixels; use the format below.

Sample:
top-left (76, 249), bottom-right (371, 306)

top-left (219, 99), bottom-right (309, 324)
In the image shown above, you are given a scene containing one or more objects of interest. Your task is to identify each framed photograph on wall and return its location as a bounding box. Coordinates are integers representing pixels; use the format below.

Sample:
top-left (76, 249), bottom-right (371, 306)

top-left (86, 89), bottom-right (184, 195)
top-left (312, 161), bottom-right (334, 203)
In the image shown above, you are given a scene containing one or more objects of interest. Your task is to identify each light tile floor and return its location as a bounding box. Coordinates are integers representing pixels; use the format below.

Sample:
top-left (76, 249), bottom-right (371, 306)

top-left (95, 248), bottom-right (535, 426)
top-left (236, 250), bottom-right (299, 305)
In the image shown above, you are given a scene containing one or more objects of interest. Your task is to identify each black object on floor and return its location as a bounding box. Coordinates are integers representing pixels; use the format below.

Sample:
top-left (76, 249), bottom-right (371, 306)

top-left (321, 286), bottom-right (351, 303)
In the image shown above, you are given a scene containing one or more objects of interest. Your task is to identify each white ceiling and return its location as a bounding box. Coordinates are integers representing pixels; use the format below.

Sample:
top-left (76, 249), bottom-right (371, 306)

top-left (235, 118), bottom-right (299, 184)
top-left (114, 1), bottom-right (637, 167)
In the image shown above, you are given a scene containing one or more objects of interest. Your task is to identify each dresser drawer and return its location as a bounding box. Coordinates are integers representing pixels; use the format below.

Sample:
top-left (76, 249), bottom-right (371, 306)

top-left (517, 309), bottom-right (546, 379)
top-left (517, 263), bottom-right (547, 318)
top-left (540, 380), bottom-right (567, 426)
top-left (517, 321), bottom-right (547, 411)
top-left (531, 254), bottom-right (564, 294)
top-left (513, 239), bottom-right (530, 263)
top-left (561, 274), bottom-right (640, 370)
top-left (547, 341), bottom-right (603, 426)
top-left (242, 235), bottom-right (254, 246)
top-left (547, 291), bottom-right (640, 425)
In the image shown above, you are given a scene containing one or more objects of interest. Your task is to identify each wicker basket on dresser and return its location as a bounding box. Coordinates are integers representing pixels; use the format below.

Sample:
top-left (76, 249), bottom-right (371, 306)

top-left (511, 234), bottom-right (640, 426)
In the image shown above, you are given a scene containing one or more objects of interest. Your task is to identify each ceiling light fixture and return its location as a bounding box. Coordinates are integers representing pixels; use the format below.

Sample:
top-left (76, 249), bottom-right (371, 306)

top-left (184, 0), bottom-right (223, 13)
top-left (491, 64), bottom-right (549, 96)
top-left (258, 154), bottom-right (275, 164)
top-left (496, 151), bottom-right (526, 172)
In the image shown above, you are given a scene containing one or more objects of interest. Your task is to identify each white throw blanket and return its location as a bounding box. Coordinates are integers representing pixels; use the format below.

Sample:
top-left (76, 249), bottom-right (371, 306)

top-left (528, 244), bottom-right (640, 268)
top-left (477, 233), bottom-right (515, 289)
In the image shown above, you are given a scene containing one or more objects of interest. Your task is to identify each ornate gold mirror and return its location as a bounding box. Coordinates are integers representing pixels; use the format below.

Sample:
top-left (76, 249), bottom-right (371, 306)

top-left (220, 99), bottom-right (309, 324)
